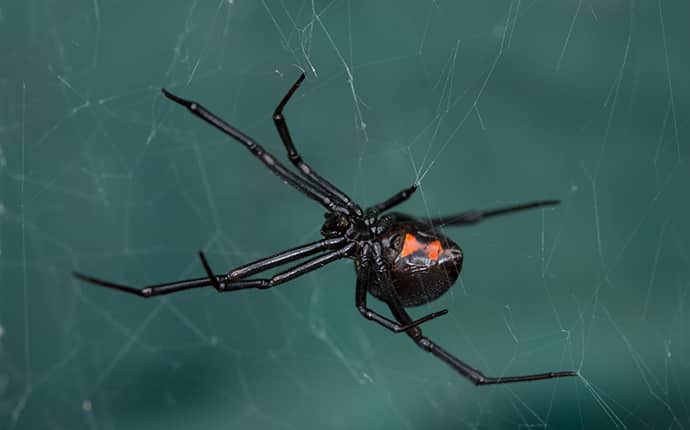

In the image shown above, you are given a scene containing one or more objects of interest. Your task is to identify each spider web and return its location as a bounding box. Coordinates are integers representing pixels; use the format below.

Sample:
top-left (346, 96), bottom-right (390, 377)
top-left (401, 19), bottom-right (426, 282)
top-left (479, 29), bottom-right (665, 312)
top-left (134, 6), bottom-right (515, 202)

top-left (1, 1), bottom-right (689, 429)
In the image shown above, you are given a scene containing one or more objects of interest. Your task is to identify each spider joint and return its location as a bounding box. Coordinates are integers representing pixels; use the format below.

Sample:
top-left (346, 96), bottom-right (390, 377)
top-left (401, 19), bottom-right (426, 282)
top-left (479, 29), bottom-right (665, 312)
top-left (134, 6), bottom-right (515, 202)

top-left (417, 337), bottom-right (434, 352)
top-left (357, 306), bottom-right (373, 319)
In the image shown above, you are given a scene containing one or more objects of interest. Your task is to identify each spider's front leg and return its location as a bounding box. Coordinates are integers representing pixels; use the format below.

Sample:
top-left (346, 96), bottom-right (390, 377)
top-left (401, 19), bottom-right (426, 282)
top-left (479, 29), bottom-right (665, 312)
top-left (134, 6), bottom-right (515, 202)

top-left (198, 243), bottom-right (354, 292)
top-left (272, 73), bottom-right (363, 217)
top-left (74, 238), bottom-right (348, 297)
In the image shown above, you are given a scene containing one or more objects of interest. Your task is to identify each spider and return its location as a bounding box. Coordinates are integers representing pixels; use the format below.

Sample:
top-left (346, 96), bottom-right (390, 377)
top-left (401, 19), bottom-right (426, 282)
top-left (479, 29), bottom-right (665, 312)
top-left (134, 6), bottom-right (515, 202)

top-left (74, 73), bottom-right (577, 386)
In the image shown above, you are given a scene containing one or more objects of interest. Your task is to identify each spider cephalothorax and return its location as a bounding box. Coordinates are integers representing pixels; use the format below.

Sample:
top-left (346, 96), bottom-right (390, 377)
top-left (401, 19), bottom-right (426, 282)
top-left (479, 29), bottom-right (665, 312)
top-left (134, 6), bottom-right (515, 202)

top-left (320, 211), bottom-right (370, 240)
top-left (74, 73), bottom-right (576, 386)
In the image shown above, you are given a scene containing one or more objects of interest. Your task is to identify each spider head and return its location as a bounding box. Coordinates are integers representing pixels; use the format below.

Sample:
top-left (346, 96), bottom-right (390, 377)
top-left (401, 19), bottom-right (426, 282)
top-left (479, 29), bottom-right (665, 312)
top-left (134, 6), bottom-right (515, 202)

top-left (321, 212), bottom-right (351, 238)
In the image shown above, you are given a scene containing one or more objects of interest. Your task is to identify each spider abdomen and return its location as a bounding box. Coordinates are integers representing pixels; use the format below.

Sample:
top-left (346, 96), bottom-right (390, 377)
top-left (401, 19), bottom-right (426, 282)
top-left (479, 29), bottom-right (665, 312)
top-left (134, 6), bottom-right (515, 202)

top-left (368, 217), bottom-right (464, 307)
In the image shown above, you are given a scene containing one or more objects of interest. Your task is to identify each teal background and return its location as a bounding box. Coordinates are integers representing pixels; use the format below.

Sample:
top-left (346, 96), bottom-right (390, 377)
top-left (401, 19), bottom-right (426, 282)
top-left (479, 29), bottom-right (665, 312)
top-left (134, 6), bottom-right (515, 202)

top-left (1, 1), bottom-right (689, 429)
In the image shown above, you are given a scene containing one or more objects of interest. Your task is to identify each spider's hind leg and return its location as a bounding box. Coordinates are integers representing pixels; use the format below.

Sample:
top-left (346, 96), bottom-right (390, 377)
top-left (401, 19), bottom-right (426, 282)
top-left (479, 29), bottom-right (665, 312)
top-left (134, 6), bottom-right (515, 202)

top-left (387, 303), bottom-right (577, 385)
top-left (355, 266), bottom-right (447, 333)
top-left (428, 200), bottom-right (560, 228)
top-left (354, 243), bottom-right (448, 333)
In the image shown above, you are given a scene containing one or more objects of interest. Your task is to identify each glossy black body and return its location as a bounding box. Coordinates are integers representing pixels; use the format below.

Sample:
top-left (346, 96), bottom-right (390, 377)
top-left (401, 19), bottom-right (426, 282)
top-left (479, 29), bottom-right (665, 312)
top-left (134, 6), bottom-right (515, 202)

top-left (365, 213), bottom-right (463, 307)
top-left (74, 74), bottom-right (577, 386)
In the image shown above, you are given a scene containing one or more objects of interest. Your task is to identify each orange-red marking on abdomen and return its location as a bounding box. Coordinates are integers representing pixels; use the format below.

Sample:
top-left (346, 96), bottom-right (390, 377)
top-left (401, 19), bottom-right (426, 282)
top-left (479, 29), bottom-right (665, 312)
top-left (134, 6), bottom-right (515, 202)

top-left (400, 233), bottom-right (444, 260)
top-left (425, 240), bottom-right (442, 260)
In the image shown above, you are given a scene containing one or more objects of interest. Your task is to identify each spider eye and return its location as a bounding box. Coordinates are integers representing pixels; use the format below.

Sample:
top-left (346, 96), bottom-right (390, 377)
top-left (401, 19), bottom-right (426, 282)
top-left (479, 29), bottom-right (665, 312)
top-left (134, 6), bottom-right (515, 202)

top-left (338, 217), bottom-right (349, 229)
top-left (321, 213), bottom-right (349, 237)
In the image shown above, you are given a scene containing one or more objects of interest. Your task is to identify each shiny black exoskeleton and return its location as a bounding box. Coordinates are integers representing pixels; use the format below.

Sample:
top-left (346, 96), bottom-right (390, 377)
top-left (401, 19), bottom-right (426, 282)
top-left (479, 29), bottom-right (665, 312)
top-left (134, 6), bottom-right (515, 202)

top-left (364, 213), bottom-right (463, 307)
top-left (74, 73), bottom-right (577, 386)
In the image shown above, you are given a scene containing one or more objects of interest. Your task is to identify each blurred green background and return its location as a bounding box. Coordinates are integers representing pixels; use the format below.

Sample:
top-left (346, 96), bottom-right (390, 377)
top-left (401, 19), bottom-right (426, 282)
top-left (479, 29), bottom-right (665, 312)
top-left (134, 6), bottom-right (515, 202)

top-left (1, 1), bottom-right (689, 429)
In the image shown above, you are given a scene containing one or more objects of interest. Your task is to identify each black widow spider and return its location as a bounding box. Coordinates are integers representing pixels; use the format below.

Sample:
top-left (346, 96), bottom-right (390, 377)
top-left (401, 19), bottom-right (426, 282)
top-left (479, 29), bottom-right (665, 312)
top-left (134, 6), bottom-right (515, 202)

top-left (74, 74), bottom-right (577, 386)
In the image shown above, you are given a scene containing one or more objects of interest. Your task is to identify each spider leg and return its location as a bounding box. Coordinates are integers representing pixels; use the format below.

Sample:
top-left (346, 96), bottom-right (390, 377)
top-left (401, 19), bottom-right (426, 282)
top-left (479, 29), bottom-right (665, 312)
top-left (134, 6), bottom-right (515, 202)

top-left (199, 242), bottom-right (355, 292)
top-left (365, 185), bottom-right (418, 219)
top-left (73, 272), bottom-right (215, 298)
top-left (355, 264), bottom-right (447, 332)
top-left (74, 238), bottom-right (346, 298)
top-left (226, 237), bottom-right (345, 281)
top-left (161, 88), bottom-right (347, 215)
top-left (387, 302), bottom-right (577, 385)
top-left (354, 243), bottom-right (448, 333)
top-left (273, 74), bottom-right (363, 217)
top-left (428, 200), bottom-right (560, 228)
